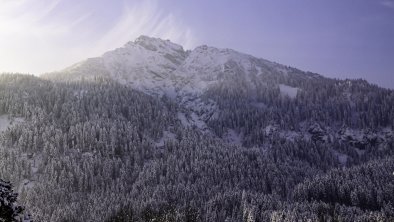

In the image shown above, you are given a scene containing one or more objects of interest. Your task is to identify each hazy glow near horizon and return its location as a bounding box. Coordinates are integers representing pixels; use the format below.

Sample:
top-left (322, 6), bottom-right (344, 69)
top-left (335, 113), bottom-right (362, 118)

top-left (0, 0), bottom-right (393, 88)
top-left (0, 0), bottom-right (197, 74)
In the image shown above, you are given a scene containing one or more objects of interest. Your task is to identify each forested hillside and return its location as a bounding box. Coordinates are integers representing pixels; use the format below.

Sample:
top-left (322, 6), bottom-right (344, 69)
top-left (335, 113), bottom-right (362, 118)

top-left (0, 37), bottom-right (392, 222)
top-left (0, 72), bottom-right (392, 221)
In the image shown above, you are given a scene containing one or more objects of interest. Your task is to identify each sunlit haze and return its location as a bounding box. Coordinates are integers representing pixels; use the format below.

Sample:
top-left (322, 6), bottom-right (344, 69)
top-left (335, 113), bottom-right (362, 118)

top-left (0, 0), bottom-right (393, 88)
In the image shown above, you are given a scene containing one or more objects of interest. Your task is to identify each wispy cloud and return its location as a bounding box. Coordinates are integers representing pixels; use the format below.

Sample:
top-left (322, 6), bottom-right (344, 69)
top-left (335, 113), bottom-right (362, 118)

top-left (95, 0), bottom-right (197, 55)
top-left (0, 0), bottom-right (94, 74)
top-left (0, 0), bottom-right (198, 74)
top-left (381, 0), bottom-right (394, 9)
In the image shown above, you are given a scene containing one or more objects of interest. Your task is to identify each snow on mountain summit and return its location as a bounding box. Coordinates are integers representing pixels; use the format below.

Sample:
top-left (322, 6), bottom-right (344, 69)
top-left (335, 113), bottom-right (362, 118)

top-left (49, 35), bottom-right (306, 98)
top-left (133, 35), bottom-right (185, 54)
top-left (37, 36), bottom-right (394, 174)
top-left (45, 36), bottom-right (311, 130)
top-left (99, 36), bottom-right (189, 95)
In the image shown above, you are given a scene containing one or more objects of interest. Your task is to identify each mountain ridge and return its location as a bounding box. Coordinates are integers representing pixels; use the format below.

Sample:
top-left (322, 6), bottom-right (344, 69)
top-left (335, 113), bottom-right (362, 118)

top-left (45, 35), bottom-right (317, 95)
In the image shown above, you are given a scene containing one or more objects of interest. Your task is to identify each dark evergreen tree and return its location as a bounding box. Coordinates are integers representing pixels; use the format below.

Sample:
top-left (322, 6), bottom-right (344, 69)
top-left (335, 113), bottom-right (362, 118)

top-left (0, 179), bottom-right (26, 221)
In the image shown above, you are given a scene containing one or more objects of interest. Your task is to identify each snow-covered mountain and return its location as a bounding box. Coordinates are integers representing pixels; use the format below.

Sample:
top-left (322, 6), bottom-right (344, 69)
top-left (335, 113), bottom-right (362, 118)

top-left (49, 36), bottom-right (309, 97)
top-left (45, 36), bottom-right (393, 149)
top-left (47, 36), bottom-right (314, 130)
top-left (2, 36), bottom-right (394, 221)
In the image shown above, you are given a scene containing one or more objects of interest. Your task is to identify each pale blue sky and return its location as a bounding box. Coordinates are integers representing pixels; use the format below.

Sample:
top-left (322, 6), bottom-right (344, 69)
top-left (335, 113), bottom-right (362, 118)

top-left (0, 0), bottom-right (393, 88)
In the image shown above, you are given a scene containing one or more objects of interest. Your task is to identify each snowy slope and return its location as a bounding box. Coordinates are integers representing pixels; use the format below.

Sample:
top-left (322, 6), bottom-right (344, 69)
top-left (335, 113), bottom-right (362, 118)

top-left (53, 36), bottom-right (298, 97)
top-left (48, 36), bottom-right (304, 130)
top-left (0, 115), bottom-right (24, 133)
top-left (41, 35), bottom-right (394, 153)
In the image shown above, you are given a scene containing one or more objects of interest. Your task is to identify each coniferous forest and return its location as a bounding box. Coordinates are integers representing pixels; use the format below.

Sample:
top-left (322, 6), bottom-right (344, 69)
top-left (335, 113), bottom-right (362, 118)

top-left (0, 70), bottom-right (393, 221)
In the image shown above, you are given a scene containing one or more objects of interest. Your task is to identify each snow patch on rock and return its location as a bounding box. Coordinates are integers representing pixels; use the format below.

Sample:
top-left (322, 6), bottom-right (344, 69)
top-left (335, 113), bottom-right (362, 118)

top-left (279, 84), bottom-right (298, 98)
top-left (0, 115), bottom-right (24, 133)
top-left (155, 131), bottom-right (177, 147)
top-left (224, 129), bottom-right (243, 145)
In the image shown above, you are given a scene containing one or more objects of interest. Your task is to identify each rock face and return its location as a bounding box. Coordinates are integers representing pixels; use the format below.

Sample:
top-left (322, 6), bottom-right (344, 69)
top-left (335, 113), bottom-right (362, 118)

top-left (338, 127), bottom-right (392, 149)
top-left (308, 122), bottom-right (326, 142)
